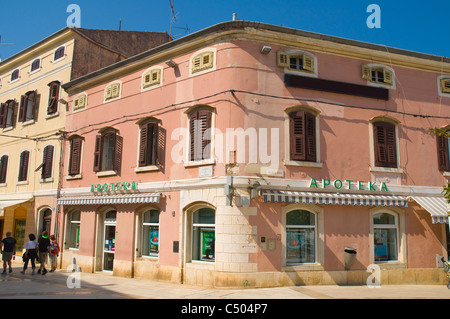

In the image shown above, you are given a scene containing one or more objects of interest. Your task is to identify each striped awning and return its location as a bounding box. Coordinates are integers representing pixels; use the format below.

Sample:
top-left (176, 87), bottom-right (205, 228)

top-left (408, 196), bottom-right (449, 224)
top-left (262, 190), bottom-right (408, 207)
top-left (58, 193), bottom-right (163, 206)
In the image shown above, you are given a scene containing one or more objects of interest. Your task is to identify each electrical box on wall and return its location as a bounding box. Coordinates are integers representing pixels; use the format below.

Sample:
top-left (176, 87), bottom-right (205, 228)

top-left (260, 236), bottom-right (266, 251)
top-left (236, 195), bottom-right (250, 207)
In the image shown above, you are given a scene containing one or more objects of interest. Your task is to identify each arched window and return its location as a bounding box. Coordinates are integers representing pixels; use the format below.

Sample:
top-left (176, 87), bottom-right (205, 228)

top-left (54, 46), bottom-right (65, 61)
top-left (18, 150), bottom-right (30, 182)
top-left (93, 128), bottom-right (123, 174)
top-left (188, 107), bottom-right (213, 161)
top-left (31, 58), bottom-right (41, 72)
top-left (0, 154), bottom-right (8, 184)
top-left (288, 109), bottom-right (317, 162)
top-left (373, 212), bottom-right (398, 262)
top-left (286, 209), bottom-right (316, 264)
top-left (11, 69), bottom-right (19, 82)
top-left (372, 121), bottom-right (398, 168)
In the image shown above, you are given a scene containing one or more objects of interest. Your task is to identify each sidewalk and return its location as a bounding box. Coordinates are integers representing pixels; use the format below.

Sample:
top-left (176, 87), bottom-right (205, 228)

top-left (1, 261), bottom-right (450, 299)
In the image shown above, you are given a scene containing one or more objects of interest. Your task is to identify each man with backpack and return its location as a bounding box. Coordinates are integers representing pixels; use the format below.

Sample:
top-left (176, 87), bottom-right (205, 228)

top-left (1, 232), bottom-right (16, 275)
top-left (36, 230), bottom-right (50, 275)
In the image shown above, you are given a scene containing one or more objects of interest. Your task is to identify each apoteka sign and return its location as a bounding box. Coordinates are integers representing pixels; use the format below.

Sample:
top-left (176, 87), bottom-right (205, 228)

top-left (90, 181), bottom-right (137, 193)
top-left (309, 178), bottom-right (389, 192)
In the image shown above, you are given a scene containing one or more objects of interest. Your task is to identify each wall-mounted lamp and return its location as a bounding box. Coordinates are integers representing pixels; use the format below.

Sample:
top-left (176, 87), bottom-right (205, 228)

top-left (165, 59), bottom-right (178, 68)
top-left (250, 180), bottom-right (260, 199)
top-left (58, 98), bottom-right (68, 105)
top-left (260, 46), bottom-right (272, 54)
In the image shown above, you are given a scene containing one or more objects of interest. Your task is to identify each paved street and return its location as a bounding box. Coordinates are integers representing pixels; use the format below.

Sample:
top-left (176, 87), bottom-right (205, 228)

top-left (1, 260), bottom-right (450, 300)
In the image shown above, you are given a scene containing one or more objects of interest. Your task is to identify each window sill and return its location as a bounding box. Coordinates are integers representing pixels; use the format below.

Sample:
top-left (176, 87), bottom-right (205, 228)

top-left (374, 261), bottom-right (406, 269)
top-left (22, 119), bottom-right (35, 127)
top-left (443, 171), bottom-right (450, 177)
top-left (66, 174), bottom-right (82, 180)
top-left (370, 166), bottom-right (403, 174)
top-left (0, 183), bottom-right (6, 187)
top-left (29, 68), bottom-right (42, 76)
top-left (96, 170), bottom-right (117, 177)
top-left (284, 160), bottom-right (323, 168)
top-left (16, 181), bottom-right (28, 186)
top-left (136, 256), bottom-right (159, 261)
top-left (134, 165), bottom-right (160, 173)
top-left (52, 56), bottom-right (66, 64)
top-left (284, 68), bottom-right (318, 78)
top-left (184, 158), bottom-right (215, 168)
top-left (2, 126), bottom-right (13, 133)
top-left (282, 263), bottom-right (324, 271)
top-left (40, 177), bottom-right (54, 183)
top-left (45, 112), bottom-right (59, 120)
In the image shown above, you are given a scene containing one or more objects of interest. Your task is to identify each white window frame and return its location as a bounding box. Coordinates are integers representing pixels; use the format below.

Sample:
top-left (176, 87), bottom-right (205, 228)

top-left (438, 75), bottom-right (450, 98)
top-left (30, 57), bottom-right (42, 75)
top-left (72, 92), bottom-right (88, 113)
top-left (68, 210), bottom-right (81, 250)
top-left (277, 49), bottom-right (318, 78)
top-left (140, 209), bottom-right (160, 258)
top-left (52, 45), bottom-right (67, 64)
top-left (103, 81), bottom-right (122, 103)
top-left (10, 68), bottom-right (20, 84)
top-left (369, 207), bottom-right (405, 265)
top-left (141, 66), bottom-right (163, 92)
top-left (362, 64), bottom-right (396, 89)
top-left (189, 48), bottom-right (217, 77)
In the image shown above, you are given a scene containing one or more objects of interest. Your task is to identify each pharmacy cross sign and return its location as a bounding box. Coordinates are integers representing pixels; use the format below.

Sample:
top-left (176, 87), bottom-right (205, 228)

top-left (309, 178), bottom-right (389, 192)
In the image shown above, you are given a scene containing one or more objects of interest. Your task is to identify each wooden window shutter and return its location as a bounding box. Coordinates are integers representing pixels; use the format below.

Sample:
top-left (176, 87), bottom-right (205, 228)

top-left (362, 65), bottom-right (371, 80)
top-left (277, 51), bottom-right (289, 68)
top-left (289, 111), bottom-right (306, 161)
top-left (383, 69), bottom-right (393, 85)
top-left (19, 151), bottom-right (29, 182)
top-left (305, 112), bottom-right (316, 161)
top-left (0, 103), bottom-right (6, 128)
top-left (93, 135), bottom-right (102, 172)
top-left (198, 109), bottom-right (212, 160)
top-left (113, 134), bottom-right (123, 174)
top-left (441, 79), bottom-right (450, 94)
top-left (42, 145), bottom-right (54, 179)
top-left (69, 138), bottom-right (82, 175)
top-left (47, 82), bottom-right (60, 114)
top-left (138, 124), bottom-right (148, 167)
top-left (111, 83), bottom-right (120, 99)
top-left (150, 123), bottom-right (158, 165)
top-left (105, 86), bottom-right (112, 100)
top-left (0, 155), bottom-right (8, 184)
top-left (303, 54), bottom-right (314, 72)
top-left (18, 95), bottom-right (27, 122)
top-left (373, 122), bottom-right (397, 168)
top-left (437, 133), bottom-right (450, 171)
top-left (190, 111), bottom-right (200, 161)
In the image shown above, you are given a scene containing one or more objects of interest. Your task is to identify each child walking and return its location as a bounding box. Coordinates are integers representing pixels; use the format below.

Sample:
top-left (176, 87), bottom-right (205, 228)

top-left (49, 235), bottom-right (60, 272)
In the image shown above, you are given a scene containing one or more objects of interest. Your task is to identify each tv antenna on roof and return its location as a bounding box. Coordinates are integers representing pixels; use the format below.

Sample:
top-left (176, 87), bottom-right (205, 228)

top-left (168, 0), bottom-right (190, 39)
top-left (0, 35), bottom-right (15, 61)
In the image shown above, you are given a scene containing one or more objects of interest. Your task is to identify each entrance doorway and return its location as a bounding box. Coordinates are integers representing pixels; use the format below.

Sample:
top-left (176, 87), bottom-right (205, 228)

top-left (103, 211), bottom-right (116, 271)
top-left (39, 208), bottom-right (52, 235)
top-left (14, 220), bottom-right (26, 253)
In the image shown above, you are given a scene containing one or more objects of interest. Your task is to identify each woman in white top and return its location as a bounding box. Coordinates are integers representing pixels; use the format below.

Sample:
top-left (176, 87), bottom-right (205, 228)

top-left (21, 234), bottom-right (38, 275)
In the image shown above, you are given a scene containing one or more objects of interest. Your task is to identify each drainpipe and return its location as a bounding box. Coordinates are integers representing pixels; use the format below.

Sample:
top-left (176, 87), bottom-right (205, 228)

top-left (54, 131), bottom-right (66, 268)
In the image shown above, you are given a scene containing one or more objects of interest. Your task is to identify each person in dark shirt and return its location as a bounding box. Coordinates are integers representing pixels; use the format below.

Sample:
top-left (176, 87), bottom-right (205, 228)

top-left (36, 231), bottom-right (50, 275)
top-left (1, 232), bottom-right (16, 275)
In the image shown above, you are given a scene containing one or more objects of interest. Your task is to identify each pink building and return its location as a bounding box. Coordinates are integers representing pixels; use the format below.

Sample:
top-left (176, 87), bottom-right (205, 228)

top-left (59, 21), bottom-right (450, 287)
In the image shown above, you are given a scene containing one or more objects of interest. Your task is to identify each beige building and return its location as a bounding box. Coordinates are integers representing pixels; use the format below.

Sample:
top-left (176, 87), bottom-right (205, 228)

top-left (0, 27), bottom-right (170, 253)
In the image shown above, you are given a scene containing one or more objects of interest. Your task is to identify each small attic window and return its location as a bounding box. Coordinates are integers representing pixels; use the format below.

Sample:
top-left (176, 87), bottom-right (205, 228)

top-left (31, 58), bottom-right (41, 73)
top-left (362, 65), bottom-right (394, 86)
top-left (54, 46), bottom-right (65, 61)
top-left (440, 78), bottom-right (450, 94)
top-left (277, 51), bottom-right (316, 74)
top-left (73, 93), bottom-right (87, 111)
top-left (191, 51), bottom-right (214, 74)
top-left (142, 68), bottom-right (162, 89)
top-left (104, 82), bottom-right (121, 102)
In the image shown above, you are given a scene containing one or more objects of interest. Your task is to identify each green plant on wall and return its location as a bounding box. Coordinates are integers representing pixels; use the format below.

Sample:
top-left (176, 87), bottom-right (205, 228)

top-left (429, 127), bottom-right (450, 203)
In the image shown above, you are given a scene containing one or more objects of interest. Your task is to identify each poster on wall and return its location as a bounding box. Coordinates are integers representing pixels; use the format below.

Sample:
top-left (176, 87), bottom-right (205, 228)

top-left (374, 229), bottom-right (388, 260)
top-left (150, 227), bottom-right (159, 254)
top-left (286, 230), bottom-right (303, 263)
top-left (201, 229), bottom-right (215, 261)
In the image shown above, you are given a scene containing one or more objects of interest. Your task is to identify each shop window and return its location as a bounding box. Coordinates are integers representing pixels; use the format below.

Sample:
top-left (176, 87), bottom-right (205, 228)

top-left (289, 110), bottom-right (317, 162)
top-left (93, 128), bottom-right (123, 174)
top-left (0, 155), bottom-right (8, 184)
top-left (47, 81), bottom-right (60, 115)
top-left (68, 136), bottom-right (83, 176)
top-left (0, 100), bottom-right (17, 129)
top-left (141, 209), bottom-right (159, 257)
top-left (188, 108), bottom-right (212, 161)
top-left (69, 211), bottom-right (80, 249)
top-left (138, 119), bottom-right (159, 167)
top-left (373, 212), bottom-right (398, 262)
top-left (18, 150), bottom-right (30, 182)
top-left (192, 208), bottom-right (215, 262)
top-left (286, 209), bottom-right (316, 264)
top-left (373, 121), bottom-right (398, 168)
top-left (18, 90), bottom-right (38, 123)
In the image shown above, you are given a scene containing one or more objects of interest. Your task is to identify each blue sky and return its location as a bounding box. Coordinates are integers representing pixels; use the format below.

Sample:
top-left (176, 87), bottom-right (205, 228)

top-left (0, 0), bottom-right (449, 61)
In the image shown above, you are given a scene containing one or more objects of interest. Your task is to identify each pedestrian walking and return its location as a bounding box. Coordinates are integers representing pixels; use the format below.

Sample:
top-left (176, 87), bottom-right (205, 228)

top-left (20, 234), bottom-right (38, 275)
top-left (36, 230), bottom-right (50, 275)
top-left (1, 232), bottom-right (16, 275)
top-left (48, 235), bottom-right (60, 272)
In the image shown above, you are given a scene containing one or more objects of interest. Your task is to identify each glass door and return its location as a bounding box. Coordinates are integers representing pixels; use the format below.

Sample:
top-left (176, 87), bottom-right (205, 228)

top-left (103, 211), bottom-right (116, 271)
